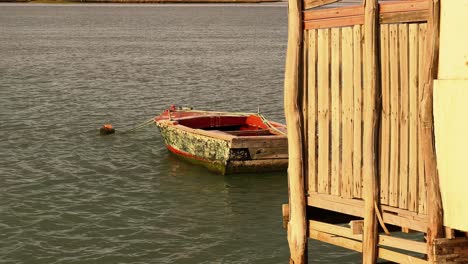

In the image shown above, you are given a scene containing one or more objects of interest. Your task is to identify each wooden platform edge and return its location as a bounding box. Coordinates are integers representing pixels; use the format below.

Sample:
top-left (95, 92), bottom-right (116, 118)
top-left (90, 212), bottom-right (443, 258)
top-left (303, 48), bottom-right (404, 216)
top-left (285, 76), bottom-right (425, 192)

top-left (309, 220), bottom-right (427, 254)
top-left (307, 194), bottom-right (428, 232)
top-left (309, 228), bottom-right (429, 264)
top-left (433, 237), bottom-right (468, 263)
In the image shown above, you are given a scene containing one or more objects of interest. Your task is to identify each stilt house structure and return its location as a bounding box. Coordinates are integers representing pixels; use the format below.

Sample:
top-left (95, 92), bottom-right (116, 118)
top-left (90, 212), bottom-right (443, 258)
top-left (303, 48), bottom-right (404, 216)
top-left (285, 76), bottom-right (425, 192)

top-left (282, 0), bottom-right (468, 263)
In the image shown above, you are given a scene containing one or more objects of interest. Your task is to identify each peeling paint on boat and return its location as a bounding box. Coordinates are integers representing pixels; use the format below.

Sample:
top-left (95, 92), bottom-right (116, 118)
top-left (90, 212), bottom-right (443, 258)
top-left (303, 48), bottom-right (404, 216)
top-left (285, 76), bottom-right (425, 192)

top-left (157, 122), bottom-right (231, 174)
top-left (155, 108), bottom-right (288, 174)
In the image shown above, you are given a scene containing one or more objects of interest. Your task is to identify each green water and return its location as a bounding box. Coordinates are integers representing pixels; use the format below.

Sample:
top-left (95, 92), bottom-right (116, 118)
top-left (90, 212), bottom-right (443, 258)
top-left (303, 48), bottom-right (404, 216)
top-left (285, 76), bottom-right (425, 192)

top-left (0, 3), bottom-right (361, 263)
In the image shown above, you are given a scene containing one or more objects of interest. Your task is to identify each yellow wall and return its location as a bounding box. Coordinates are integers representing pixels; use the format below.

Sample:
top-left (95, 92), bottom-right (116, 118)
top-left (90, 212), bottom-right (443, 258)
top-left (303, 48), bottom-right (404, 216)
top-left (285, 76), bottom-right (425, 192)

top-left (438, 0), bottom-right (468, 80)
top-left (433, 0), bottom-right (468, 231)
top-left (434, 80), bottom-right (468, 231)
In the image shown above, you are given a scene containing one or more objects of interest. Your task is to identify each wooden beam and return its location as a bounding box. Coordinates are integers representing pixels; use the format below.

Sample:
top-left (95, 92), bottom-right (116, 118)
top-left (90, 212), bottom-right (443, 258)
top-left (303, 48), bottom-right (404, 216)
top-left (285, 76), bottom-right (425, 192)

top-left (317, 28), bottom-right (331, 194)
top-left (433, 237), bottom-right (468, 262)
top-left (304, 15), bottom-right (363, 30)
top-left (380, 10), bottom-right (428, 24)
top-left (444, 226), bottom-right (455, 239)
top-left (362, 0), bottom-right (379, 263)
top-left (379, 235), bottom-right (427, 255)
top-left (303, 5), bottom-right (363, 21)
top-left (419, 0), bottom-right (444, 261)
top-left (303, 0), bottom-right (427, 21)
top-left (379, 247), bottom-right (428, 264)
top-left (310, 229), bottom-right (363, 252)
top-left (310, 220), bottom-right (361, 241)
top-left (303, 0), bottom-right (339, 10)
top-left (304, 11), bottom-right (428, 30)
top-left (284, 0), bottom-right (307, 261)
top-left (379, 0), bottom-right (428, 13)
top-left (307, 194), bottom-right (429, 232)
top-left (309, 220), bottom-right (427, 254)
top-left (303, 0), bottom-right (429, 29)
top-left (310, 228), bottom-right (428, 263)
top-left (350, 220), bottom-right (364, 235)
top-left (307, 29), bottom-right (318, 194)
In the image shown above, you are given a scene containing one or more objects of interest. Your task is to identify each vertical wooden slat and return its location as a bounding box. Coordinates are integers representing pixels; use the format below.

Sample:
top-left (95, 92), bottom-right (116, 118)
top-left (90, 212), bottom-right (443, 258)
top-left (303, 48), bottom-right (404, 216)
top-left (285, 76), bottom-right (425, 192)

top-left (380, 24), bottom-right (390, 206)
top-left (284, 0), bottom-right (306, 259)
top-left (418, 23), bottom-right (427, 215)
top-left (352, 24), bottom-right (363, 199)
top-left (388, 23), bottom-right (400, 208)
top-left (317, 28), bottom-right (331, 194)
top-left (308, 29), bottom-right (318, 194)
top-left (341, 26), bottom-right (354, 198)
top-left (330, 27), bottom-right (341, 196)
top-left (362, 0), bottom-right (379, 262)
top-left (303, 30), bottom-right (309, 195)
top-left (398, 24), bottom-right (409, 210)
top-left (408, 23), bottom-right (419, 212)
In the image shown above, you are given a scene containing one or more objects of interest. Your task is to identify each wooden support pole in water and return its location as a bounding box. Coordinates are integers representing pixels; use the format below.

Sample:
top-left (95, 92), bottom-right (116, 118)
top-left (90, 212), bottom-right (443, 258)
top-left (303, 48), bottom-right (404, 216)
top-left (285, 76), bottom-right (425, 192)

top-left (284, 0), bottom-right (306, 261)
top-left (420, 0), bottom-right (444, 261)
top-left (362, 0), bottom-right (379, 263)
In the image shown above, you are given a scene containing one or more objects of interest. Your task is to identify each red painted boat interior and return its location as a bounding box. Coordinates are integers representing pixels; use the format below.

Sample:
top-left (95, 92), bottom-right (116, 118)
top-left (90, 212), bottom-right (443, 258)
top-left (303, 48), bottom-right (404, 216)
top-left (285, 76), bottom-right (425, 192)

top-left (156, 107), bottom-right (286, 137)
top-left (177, 115), bottom-right (270, 131)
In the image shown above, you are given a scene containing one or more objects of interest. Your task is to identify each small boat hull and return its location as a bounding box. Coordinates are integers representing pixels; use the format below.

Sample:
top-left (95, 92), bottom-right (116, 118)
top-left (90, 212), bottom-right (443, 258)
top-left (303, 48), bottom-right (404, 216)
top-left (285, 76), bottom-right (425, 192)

top-left (155, 107), bottom-right (288, 174)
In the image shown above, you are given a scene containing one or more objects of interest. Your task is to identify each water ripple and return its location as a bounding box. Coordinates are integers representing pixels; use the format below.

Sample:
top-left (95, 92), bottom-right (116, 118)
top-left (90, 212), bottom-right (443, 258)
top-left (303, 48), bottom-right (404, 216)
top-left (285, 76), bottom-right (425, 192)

top-left (0, 3), bottom-right (364, 264)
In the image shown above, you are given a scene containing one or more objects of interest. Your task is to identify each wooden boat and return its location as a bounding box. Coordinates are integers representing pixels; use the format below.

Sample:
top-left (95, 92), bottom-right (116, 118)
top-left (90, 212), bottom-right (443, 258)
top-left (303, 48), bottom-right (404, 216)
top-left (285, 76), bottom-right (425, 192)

top-left (155, 106), bottom-right (288, 174)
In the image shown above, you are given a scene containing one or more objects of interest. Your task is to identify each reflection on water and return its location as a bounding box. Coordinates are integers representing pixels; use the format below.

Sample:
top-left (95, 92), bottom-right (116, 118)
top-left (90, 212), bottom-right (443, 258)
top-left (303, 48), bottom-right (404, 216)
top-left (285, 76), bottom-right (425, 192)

top-left (0, 3), bottom-right (361, 263)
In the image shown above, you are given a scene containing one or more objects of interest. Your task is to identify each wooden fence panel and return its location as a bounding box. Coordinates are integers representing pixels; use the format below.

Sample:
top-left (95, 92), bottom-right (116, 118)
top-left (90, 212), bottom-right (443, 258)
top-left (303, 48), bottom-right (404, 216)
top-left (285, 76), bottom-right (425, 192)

top-left (303, 22), bottom-right (429, 214)
top-left (305, 25), bottom-right (365, 198)
top-left (378, 22), bottom-right (428, 214)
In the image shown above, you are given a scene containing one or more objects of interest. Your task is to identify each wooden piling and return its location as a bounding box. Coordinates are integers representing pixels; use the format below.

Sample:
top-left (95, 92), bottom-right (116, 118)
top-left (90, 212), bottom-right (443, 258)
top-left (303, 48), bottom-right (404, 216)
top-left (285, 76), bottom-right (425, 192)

top-left (362, 0), bottom-right (379, 263)
top-left (420, 0), bottom-right (444, 261)
top-left (284, 0), bottom-right (307, 261)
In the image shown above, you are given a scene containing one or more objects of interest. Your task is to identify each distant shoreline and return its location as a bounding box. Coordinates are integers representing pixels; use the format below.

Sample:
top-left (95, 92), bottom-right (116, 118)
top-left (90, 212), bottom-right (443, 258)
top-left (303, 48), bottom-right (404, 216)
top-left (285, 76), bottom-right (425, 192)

top-left (1, 0), bottom-right (282, 3)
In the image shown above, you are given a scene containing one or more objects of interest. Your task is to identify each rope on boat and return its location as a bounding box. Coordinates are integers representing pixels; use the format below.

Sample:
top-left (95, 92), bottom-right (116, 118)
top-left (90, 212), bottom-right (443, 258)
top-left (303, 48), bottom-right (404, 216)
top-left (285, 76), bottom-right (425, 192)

top-left (119, 118), bottom-right (155, 134)
top-left (100, 118), bottom-right (155, 135)
top-left (257, 113), bottom-right (287, 136)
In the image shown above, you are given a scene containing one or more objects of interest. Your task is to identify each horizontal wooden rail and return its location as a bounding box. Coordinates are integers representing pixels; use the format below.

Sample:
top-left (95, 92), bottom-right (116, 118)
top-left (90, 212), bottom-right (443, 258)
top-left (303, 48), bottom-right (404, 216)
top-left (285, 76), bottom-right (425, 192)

top-left (309, 228), bottom-right (429, 264)
top-left (309, 220), bottom-right (427, 254)
top-left (304, 0), bottom-right (429, 29)
top-left (307, 194), bottom-right (428, 232)
top-left (303, 0), bottom-right (339, 10)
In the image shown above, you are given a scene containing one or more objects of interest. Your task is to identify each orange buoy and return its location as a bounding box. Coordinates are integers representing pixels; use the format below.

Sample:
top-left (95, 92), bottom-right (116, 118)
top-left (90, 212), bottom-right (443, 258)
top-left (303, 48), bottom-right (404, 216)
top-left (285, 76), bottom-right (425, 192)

top-left (100, 124), bottom-right (115, 135)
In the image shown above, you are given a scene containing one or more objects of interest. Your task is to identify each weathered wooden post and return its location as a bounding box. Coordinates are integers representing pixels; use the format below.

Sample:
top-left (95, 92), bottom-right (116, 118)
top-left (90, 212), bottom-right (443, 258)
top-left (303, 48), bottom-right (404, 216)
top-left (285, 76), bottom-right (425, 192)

top-left (284, 0), bottom-right (306, 261)
top-left (420, 0), bottom-right (444, 261)
top-left (362, 0), bottom-right (379, 263)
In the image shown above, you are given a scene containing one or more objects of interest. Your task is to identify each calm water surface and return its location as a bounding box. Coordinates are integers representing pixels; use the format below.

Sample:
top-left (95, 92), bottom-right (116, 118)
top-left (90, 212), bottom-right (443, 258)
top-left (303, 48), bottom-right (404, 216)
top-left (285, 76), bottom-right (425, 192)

top-left (0, 4), bottom-right (359, 263)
